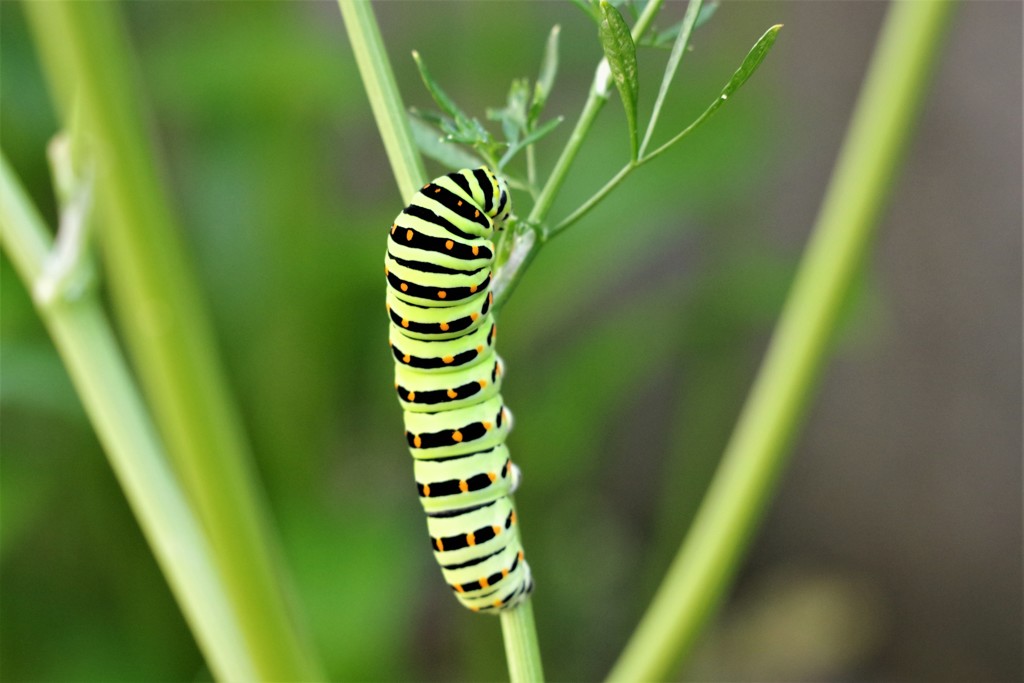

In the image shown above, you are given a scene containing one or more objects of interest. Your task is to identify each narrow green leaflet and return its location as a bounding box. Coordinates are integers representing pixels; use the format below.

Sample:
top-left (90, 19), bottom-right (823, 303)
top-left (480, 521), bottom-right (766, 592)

top-left (718, 24), bottom-right (782, 103)
top-left (528, 25), bottom-right (560, 128)
top-left (409, 106), bottom-right (449, 128)
top-left (412, 50), bottom-right (502, 163)
top-left (408, 116), bottom-right (485, 171)
top-left (645, 24), bottom-right (783, 161)
top-left (489, 78), bottom-right (530, 147)
top-left (598, 1), bottom-right (640, 160)
top-left (412, 51), bottom-right (470, 127)
top-left (499, 116), bottom-right (564, 168)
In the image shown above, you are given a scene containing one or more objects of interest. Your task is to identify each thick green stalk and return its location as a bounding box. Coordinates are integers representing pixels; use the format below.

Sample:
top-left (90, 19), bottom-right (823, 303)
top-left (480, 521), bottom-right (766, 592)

top-left (339, 0), bottom-right (427, 200)
top-left (607, 2), bottom-right (957, 681)
top-left (23, 3), bottom-right (322, 680)
top-left (338, 2), bottom-right (544, 680)
top-left (0, 155), bottom-right (256, 683)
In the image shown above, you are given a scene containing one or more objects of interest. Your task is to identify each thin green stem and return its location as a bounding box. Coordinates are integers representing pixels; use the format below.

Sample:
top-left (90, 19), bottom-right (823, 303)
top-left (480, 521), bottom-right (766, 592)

top-left (645, 23), bottom-right (782, 165)
top-left (493, 0), bottom-right (665, 309)
top-left (527, 84), bottom-right (609, 228)
top-left (642, 95), bottom-right (721, 164)
top-left (339, 3), bottom-right (545, 680)
top-left (339, 0), bottom-right (427, 200)
top-left (549, 162), bottom-right (633, 238)
top-left (606, 2), bottom-right (957, 681)
top-left (547, 100), bottom-right (721, 239)
top-left (501, 598), bottom-right (545, 683)
top-left (526, 141), bottom-right (538, 194)
top-left (639, 0), bottom-right (703, 158)
top-left (550, 22), bottom-right (783, 241)
top-left (23, 3), bottom-right (323, 680)
top-left (0, 154), bottom-right (256, 683)
top-left (545, 104), bottom-right (718, 240)
top-left (527, 0), bottom-right (664, 227)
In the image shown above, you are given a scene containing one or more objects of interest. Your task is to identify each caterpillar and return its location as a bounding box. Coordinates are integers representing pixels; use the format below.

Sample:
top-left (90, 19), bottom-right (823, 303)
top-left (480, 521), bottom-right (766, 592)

top-left (384, 167), bottom-right (533, 613)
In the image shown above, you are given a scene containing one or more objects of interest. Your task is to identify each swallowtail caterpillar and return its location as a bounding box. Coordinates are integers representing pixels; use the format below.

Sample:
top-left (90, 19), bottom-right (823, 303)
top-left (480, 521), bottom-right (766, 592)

top-left (385, 167), bottom-right (533, 612)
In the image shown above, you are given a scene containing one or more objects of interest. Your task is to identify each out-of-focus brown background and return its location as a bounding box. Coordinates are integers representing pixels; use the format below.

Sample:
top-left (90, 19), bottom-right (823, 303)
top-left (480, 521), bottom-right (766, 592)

top-left (2, 1), bottom-right (1020, 681)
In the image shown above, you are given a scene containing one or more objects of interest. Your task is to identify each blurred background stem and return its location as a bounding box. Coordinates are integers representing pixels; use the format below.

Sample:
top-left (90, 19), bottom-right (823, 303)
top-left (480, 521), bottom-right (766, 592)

top-left (606, 1), bottom-right (957, 681)
top-left (22, 2), bottom-right (323, 680)
top-left (0, 154), bottom-right (256, 683)
top-left (339, 1), bottom-right (545, 680)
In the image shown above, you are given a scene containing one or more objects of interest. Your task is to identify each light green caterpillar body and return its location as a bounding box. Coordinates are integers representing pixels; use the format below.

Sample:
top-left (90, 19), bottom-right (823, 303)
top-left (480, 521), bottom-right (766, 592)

top-left (385, 167), bottom-right (533, 613)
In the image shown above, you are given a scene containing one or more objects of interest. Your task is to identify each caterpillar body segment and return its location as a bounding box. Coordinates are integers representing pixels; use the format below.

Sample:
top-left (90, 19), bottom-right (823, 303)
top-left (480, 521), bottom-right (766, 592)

top-left (404, 396), bottom-right (511, 459)
top-left (385, 167), bottom-right (532, 613)
top-left (389, 320), bottom-right (496, 371)
top-left (413, 444), bottom-right (514, 512)
top-left (395, 357), bottom-right (505, 413)
top-left (385, 252), bottom-right (493, 305)
top-left (385, 273), bottom-right (492, 340)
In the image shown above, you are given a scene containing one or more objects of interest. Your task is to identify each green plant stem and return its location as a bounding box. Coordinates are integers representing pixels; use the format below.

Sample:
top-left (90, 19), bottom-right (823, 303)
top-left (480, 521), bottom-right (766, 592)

top-left (0, 155), bottom-right (256, 683)
top-left (339, 0), bottom-right (427, 200)
top-left (549, 99), bottom-right (723, 238)
top-left (552, 22), bottom-right (782, 240)
top-left (640, 90), bottom-right (731, 164)
top-left (500, 598), bottom-right (545, 683)
top-left (493, 0), bottom-right (665, 311)
top-left (547, 105), bottom-right (725, 239)
top-left (526, 142), bottom-right (538, 195)
top-left (546, 86), bottom-right (712, 238)
top-left (639, 0), bottom-right (703, 158)
top-left (339, 3), bottom-right (545, 680)
top-left (606, 2), bottom-right (957, 681)
top-left (550, 161), bottom-right (633, 238)
top-left (23, 3), bottom-right (323, 680)
top-left (527, 84), bottom-right (609, 230)
top-left (527, 0), bottom-right (663, 227)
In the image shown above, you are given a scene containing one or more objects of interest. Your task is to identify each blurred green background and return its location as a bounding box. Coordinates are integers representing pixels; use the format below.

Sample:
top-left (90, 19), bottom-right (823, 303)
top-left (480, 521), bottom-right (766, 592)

top-left (1, 1), bottom-right (1020, 681)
